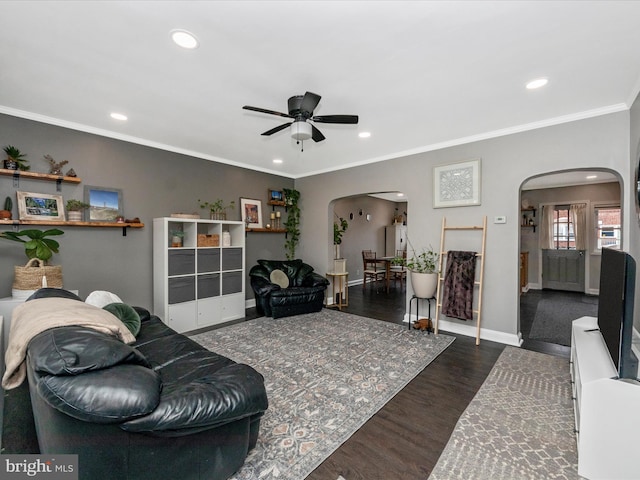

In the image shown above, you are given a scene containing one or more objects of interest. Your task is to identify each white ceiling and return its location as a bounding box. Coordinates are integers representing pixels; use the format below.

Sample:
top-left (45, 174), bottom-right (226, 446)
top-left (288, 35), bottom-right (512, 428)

top-left (2, 1), bottom-right (640, 179)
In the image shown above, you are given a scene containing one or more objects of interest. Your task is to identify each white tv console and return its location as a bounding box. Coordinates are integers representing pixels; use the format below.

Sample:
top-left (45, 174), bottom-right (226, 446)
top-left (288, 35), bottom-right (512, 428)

top-left (571, 316), bottom-right (640, 479)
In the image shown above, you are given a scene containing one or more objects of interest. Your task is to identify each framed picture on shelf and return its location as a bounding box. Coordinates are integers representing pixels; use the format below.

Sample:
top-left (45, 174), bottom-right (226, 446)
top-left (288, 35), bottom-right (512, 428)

top-left (240, 198), bottom-right (263, 229)
top-left (84, 186), bottom-right (123, 222)
top-left (268, 188), bottom-right (285, 205)
top-left (433, 158), bottom-right (481, 208)
top-left (17, 191), bottom-right (66, 221)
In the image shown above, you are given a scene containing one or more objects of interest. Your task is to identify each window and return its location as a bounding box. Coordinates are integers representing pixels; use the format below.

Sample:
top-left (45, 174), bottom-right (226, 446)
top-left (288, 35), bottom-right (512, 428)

top-left (594, 205), bottom-right (621, 250)
top-left (552, 206), bottom-right (575, 249)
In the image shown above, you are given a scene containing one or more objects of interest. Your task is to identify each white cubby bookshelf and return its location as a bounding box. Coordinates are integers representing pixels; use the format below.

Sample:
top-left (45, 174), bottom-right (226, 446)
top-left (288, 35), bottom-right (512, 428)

top-left (153, 217), bottom-right (245, 333)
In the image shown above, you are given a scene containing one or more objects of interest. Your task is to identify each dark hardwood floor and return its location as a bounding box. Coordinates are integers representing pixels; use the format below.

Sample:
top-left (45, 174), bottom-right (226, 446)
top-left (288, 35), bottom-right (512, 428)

top-left (305, 282), bottom-right (573, 480)
top-left (305, 282), bottom-right (505, 480)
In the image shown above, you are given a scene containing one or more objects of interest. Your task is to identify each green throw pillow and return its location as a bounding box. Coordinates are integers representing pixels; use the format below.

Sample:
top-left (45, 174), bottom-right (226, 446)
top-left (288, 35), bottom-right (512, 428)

top-left (103, 302), bottom-right (141, 336)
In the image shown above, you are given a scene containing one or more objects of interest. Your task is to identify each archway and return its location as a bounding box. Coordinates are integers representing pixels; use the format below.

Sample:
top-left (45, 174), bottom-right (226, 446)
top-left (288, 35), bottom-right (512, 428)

top-left (517, 168), bottom-right (622, 350)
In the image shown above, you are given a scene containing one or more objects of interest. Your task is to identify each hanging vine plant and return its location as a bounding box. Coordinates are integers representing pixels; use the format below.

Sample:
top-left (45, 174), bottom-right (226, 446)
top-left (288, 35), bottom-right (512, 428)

top-left (283, 188), bottom-right (301, 260)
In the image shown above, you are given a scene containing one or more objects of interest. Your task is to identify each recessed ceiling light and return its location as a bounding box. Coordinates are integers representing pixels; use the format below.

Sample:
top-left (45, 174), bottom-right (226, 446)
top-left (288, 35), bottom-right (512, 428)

top-left (273, 159), bottom-right (283, 164)
top-left (586, 175), bottom-right (598, 180)
top-left (171, 29), bottom-right (199, 49)
top-left (396, 193), bottom-right (404, 197)
top-left (358, 132), bottom-right (371, 138)
top-left (526, 78), bottom-right (548, 90)
top-left (110, 112), bottom-right (128, 121)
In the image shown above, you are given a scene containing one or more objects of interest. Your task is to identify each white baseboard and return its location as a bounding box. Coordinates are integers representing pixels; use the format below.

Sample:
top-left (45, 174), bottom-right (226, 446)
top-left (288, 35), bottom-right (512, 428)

top-left (403, 313), bottom-right (522, 347)
top-left (245, 298), bottom-right (256, 310)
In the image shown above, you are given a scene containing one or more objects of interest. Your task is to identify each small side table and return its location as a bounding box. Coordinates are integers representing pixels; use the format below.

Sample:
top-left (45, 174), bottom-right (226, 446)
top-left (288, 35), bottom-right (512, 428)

top-left (409, 295), bottom-right (435, 333)
top-left (325, 271), bottom-right (349, 310)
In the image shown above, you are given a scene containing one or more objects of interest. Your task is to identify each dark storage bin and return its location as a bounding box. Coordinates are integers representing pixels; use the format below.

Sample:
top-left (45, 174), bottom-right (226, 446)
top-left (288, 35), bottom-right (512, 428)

top-left (222, 248), bottom-right (243, 271)
top-left (168, 276), bottom-right (195, 304)
top-left (198, 249), bottom-right (220, 273)
top-left (168, 250), bottom-right (195, 276)
top-left (198, 273), bottom-right (220, 298)
top-left (222, 271), bottom-right (243, 295)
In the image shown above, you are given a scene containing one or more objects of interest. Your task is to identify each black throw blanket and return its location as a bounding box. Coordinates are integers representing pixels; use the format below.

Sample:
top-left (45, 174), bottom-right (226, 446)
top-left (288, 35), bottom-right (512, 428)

top-left (441, 250), bottom-right (477, 321)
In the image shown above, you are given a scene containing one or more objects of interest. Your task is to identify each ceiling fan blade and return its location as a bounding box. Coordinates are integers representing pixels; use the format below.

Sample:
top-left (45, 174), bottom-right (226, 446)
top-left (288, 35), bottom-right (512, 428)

top-left (311, 124), bottom-right (326, 142)
top-left (243, 105), bottom-right (293, 119)
top-left (300, 91), bottom-right (321, 114)
top-left (261, 122), bottom-right (291, 136)
top-left (311, 114), bottom-right (359, 124)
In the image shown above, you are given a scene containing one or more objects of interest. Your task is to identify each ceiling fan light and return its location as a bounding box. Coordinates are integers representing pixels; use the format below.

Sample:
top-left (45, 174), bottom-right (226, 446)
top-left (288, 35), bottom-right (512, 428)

top-left (291, 121), bottom-right (312, 141)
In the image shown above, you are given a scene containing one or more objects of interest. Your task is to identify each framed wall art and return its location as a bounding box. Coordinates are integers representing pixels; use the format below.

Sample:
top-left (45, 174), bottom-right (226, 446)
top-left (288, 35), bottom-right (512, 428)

top-left (17, 191), bottom-right (65, 221)
top-left (84, 186), bottom-right (123, 222)
top-left (433, 158), bottom-right (481, 208)
top-left (240, 198), bottom-right (263, 228)
top-left (268, 188), bottom-right (285, 205)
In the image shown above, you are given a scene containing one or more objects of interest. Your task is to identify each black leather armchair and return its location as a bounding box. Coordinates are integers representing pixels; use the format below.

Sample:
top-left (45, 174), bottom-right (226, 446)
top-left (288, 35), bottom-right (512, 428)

top-left (21, 290), bottom-right (268, 480)
top-left (249, 259), bottom-right (329, 318)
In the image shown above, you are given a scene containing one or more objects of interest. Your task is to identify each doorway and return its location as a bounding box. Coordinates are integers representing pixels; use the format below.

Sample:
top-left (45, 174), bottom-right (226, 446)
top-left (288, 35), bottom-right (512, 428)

top-left (518, 169), bottom-right (621, 352)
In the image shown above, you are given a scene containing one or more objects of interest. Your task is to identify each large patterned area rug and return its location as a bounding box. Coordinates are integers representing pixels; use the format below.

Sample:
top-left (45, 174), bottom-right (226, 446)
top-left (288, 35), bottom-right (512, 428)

top-left (429, 347), bottom-right (580, 480)
top-left (190, 309), bottom-right (454, 480)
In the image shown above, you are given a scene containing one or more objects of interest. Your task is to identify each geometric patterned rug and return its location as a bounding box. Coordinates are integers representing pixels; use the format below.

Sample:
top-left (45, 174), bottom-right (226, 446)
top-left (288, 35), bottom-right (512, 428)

top-left (429, 347), bottom-right (582, 480)
top-left (190, 309), bottom-right (454, 480)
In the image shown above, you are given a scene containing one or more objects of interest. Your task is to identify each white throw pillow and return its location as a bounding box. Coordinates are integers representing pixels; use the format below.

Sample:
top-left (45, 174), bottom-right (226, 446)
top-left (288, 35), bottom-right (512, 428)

top-left (85, 290), bottom-right (124, 308)
top-left (269, 269), bottom-right (290, 288)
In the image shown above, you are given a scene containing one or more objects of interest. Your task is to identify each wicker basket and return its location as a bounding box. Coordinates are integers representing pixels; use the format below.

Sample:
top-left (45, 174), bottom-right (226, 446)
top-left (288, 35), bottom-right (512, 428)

top-left (13, 258), bottom-right (63, 290)
top-left (197, 234), bottom-right (220, 247)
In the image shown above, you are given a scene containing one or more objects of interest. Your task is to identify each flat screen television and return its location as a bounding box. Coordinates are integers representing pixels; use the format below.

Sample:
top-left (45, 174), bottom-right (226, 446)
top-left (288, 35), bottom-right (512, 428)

top-left (597, 247), bottom-right (639, 379)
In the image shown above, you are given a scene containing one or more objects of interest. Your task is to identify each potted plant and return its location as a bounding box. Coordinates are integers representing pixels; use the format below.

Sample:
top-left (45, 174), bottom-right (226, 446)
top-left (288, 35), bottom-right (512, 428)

top-left (406, 244), bottom-right (439, 299)
top-left (65, 199), bottom-right (90, 222)
top-left (3, 145), bottom-right (29, 171)
top-left (0, 196), bottom-right (12, 220)
top-left (198, 198), bottom-right (235, 220)
top-left (170, 230), bottom-right (185, 248)
top-left (0, 228), bottom-right (65, 291)
top-left (283, 188), bottom-right (300, 260)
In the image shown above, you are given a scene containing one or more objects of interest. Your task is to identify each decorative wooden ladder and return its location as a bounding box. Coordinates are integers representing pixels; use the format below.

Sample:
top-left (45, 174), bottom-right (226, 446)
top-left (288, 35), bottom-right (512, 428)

top-left (434, 216), bottom-right (487, 345)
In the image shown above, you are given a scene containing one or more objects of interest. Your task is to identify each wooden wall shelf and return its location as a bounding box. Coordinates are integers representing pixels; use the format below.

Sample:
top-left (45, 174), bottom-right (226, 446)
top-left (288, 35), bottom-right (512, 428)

top-left (0, 220), bottom-right (144, 236)
top-left (0, 168), bottom-right (81, 184)
top-left (246, 228), bottom-right (286, 233)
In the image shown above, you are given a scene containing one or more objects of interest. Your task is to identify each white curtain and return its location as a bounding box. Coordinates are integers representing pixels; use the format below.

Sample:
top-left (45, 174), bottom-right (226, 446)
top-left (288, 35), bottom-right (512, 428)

top-left (539, 205), bottom-right (554, 249)
top-left (570, 203), bottom-right (587, 251)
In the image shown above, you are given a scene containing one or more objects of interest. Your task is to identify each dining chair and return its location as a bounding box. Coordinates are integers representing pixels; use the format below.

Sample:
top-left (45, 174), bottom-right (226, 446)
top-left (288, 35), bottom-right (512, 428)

top-left (390, 249), bottom-right (407, 289)
top-left (362, 250), bottom-right (386, 290)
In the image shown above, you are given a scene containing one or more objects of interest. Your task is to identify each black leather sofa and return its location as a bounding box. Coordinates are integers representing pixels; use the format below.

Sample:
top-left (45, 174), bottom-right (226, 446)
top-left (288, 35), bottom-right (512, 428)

top-left (249, 259), bottom-right (329, 318)
top-left (19, 289), bottom-right (268, 480)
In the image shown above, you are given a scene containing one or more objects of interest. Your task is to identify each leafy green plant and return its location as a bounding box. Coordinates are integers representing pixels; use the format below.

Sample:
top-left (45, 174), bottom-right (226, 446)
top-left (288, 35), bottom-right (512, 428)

top-left (0, 228), bottom-right (64, 262)
top-left (406, 246), bottom-right (439, 274)
top-left (283, 188), bottom-right (300, 260)
top-left (3, 145), bottom-right (30, 171)
top-left (333, 216), bottom-right (348, 245)
top-left (198, 198), bottom-right (235, 213)
top-left (65, 199), bottom-right (90, 211)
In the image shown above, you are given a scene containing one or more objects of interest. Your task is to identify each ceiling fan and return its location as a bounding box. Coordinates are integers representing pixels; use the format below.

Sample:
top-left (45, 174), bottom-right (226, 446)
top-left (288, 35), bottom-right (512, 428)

top-left (242, 91), bottom-right (358, 144)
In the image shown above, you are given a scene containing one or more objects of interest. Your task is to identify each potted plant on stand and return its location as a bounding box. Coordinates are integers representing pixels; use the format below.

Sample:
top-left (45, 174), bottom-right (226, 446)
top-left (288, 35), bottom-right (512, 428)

top-left (65, 199), bottom-right (90, 222)
top-left (406, 245), bottom-right (439, 299)
top-left (0, 228), bottom-right (64, 296)
top-left (198, 199), bottom-right (235, 220)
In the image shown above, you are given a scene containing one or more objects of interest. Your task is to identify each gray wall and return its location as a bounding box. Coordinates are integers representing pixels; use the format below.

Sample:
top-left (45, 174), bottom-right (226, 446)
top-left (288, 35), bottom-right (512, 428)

top-left (0, 114), bottom-right (293, 309)
top-left (297, 111), bottom-right (631, 345)
top-left (520, 181), bottom-right (621, 292)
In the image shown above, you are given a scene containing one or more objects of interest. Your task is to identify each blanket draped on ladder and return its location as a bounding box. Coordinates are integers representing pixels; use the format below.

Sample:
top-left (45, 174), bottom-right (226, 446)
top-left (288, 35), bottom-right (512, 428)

top-left (441, 250), bottom-right (477, 321)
